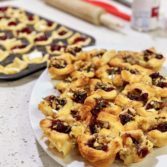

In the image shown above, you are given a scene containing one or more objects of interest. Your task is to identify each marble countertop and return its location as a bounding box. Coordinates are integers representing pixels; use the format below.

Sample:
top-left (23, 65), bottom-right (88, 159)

top-left (0, 0), bottom-right (167, 167)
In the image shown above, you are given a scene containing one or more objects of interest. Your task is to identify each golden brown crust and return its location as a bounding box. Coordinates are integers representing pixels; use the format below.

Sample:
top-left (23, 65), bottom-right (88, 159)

top-left (38, 47), bottom-right (167, 167)
top-left (77, 134), bottom-right (122, 167)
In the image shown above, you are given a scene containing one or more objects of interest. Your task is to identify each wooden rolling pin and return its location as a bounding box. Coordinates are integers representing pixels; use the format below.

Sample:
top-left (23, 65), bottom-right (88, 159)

top-left (44, 0), bottom-right (124, 31)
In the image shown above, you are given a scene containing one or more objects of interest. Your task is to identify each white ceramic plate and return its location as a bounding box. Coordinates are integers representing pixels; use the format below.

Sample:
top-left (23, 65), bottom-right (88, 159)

top-left (29, 46), bottom-right (167, 167)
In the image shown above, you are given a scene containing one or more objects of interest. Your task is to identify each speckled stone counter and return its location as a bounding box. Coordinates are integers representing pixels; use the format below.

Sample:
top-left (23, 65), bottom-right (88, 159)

top-left (0, 71), bottom-right (60, 167)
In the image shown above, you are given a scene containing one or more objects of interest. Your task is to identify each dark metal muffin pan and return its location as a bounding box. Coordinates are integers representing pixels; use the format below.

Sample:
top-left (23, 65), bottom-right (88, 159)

top-left (0, 6), bottom-right (95, 81)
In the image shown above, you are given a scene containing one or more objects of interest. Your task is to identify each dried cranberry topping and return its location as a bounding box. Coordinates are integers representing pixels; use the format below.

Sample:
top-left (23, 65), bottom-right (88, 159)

top-left (55, 98), bottom-right (66, 110)
top-left (51, 59), bottom-right (67, 69)
top-left (8, 21), bottom-right (17, 26)
top-left (51, 120), bottom-right (71, 133)
top-left (27, 15), bottom-right (34, 21)
top-left (129, 69), bottom-right (139, 74)
top-left (150, 72), bottom-right (163, 79)
top-left (87, 138), bottom-right (108, 151)
top-left (126, 134), bottom-right (139, 145)
top-left (101, 145), bottom-right (108, 151)
top-left (34, 35), bottom-right (48, 42)
top-left (73, 37), bottom-right (86, 44)
top-left (150, 73), bottom-right (167, 88)
top-left (47, 21), bottom-right (53, 27)
top-left (73, 90), bottom-right (87, 103)
top-left (143, 49), bottom-right (164, 61)
top-left (44, 95), bottom-right (66, 110)
top-left (18, 27), bottom-right (32, 34)
top-left (144, 49), bottom-right (154, 54)
top-left (127, 88), bottom-right (148, 103)
top-left (50, 44), bottom-right (66, 52)
top-left (143, 49), bottom-right (154, 61)
top-left (141, 93), bottom-right (148, 101)
top-left (132, 137), bottom-right (139, 145)
top-left (0, 7), bottom-right (8, 12)
top-left (0, 35), bottom-right (7, 40)
top-left (95, 82), bottom-right (114, 92)
top-left (87, 138), bottom-right (96, 148)
top-left (155, 54), bottom-right (163, 59)
top-left (58, 30), bottom-right (67, 36)
top-left (119, 114), bottom-right (133, 125)
top-left (156, 122), bottom-right (167, 132)
top-left (91, 99), bottom-right (108, 117)
top-left (146, 101), bottom-right (163, 110)
top-left (89, 119), bottom-right (110, 134)
top-left (123, 56), bottom-right (138, 65)
top-left (66, 46), bottom-right (82, 55)
top-left (137, 147), bottom-right (149, 158)
top-left (157, 82), bottom-right (167, 88)
top-left (107, 67), bottom-right (122, 75)
top-left (71, 110), bottom-right (81, 120)
top-left (44, 95), bottom-right (56, 102)
top-left (12, 44), bottom-right (27, 50)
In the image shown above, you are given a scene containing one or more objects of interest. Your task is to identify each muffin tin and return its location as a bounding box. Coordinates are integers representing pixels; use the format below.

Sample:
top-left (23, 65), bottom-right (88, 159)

top-left (0, 6), bottom-right (95, 80)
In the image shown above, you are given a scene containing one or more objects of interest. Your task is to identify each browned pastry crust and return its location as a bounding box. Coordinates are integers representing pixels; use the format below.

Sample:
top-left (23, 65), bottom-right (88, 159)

top-left (38, 95), bottom-right (73, 116)
top-left (109, 48), bottom-right (165, 71)
top-left (119, 130), bottom-right (153, 164)
top-left (38, 47), bottom-right (167, 167)
top-left (115, 83), bottom-right (156, 108)
top-left (77, 133), bottom-right (122, 167)
top-left (40, 115), bottom-right (85, 156)
top-left (96, 65), bottom-right (124, 87)
top-left (48, 53), bottom-right (74, 79)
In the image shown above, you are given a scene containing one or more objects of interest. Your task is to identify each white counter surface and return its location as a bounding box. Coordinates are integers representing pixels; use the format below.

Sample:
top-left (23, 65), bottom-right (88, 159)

top-left (0, 0), bottom-right (167, 167)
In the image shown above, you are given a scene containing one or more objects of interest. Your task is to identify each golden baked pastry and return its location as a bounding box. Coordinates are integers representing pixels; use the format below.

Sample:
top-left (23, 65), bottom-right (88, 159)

top-left (38, 48), bottom-right (167, 167)
top-left (38, 95), bottom-right (73, 116)
top-left (40, 115), bottom-right (85, 156)
top-left (96, 65), bottom-right (124, 87)
top-left (3, 57), bottom-right (28, 75)
top-left (149, 72), bottom-right (167, 97)
top-left (78, 133), bottom-right (122, 167)
top-left (67, 33), bottom-right (91, 46)
top-left (109, 48), bottom-right (165, 71)
top-left (115, 83), bottom-right (156, 108)
top-left (119, 130), bottom-right (153, 164)
top-left (147, 114), bottom-right (167, 147)
top-left (48, 53), bottom-right (74, 79)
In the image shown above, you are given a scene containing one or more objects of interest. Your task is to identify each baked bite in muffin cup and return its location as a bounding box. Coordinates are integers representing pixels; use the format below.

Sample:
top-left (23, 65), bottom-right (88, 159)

top-left (149, 72), bottom-right (167, 98)
top-left (77, 132), bottom-right (122, 167)
top-left (40, 115), bottom-right (85, 156)
top-left (115, 83), bottom-right (156, 108)
top-left (147, 114), bottom-right (167, 147)
top-left (119, 130), bottom-right (153, 164)
top-left (96, 65), bottom-right (124, 87)
top-left (48, 53), bottom-right (74, 79)
top-left (38, 94), bottom-right (73, 117)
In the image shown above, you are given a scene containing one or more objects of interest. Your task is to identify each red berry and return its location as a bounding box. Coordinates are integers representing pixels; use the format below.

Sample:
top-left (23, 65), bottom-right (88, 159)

top-left (73, 37), bottom-right (86, 44)
top-left (0, 7), bottom-right (8, 12)
top-left (28, 15), bottom-right (34, 21)
top-left (8, 21), bottom-right (17, 26)
top-left (58, 30), bottom-right (67, 36)
top-left (34, 35), bottom-right (48, 42)
top-left (0, 35), bottom-right (7, 40)
top-left (47, 21), bottom-right (53, 27)
top-left (18, 27), bottom-right (32, 34)
top-left (12, 44), bottom-right (27, 50)
top-left (50, 44), bottom-right (65, 51)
